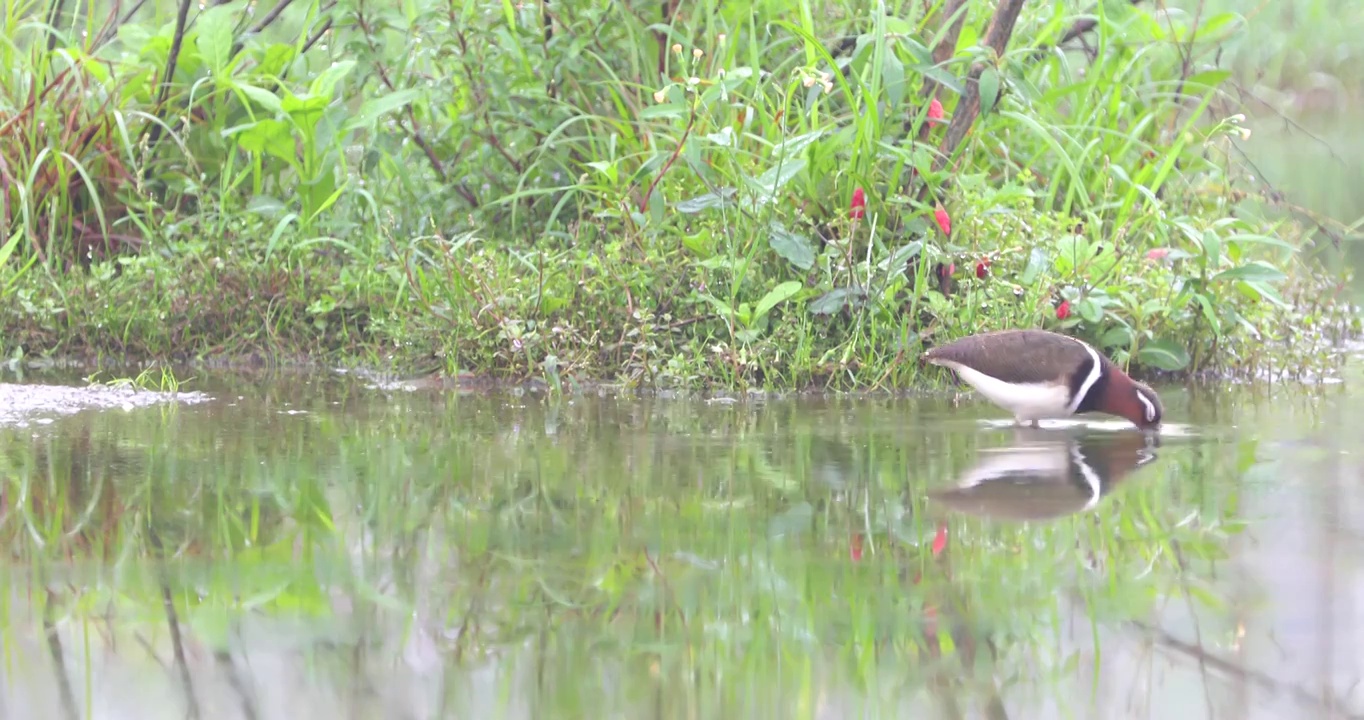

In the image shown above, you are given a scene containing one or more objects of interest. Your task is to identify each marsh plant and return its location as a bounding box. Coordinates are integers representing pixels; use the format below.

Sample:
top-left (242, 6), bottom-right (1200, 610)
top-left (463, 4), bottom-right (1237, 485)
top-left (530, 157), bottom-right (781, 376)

top-left (0, 0), bottom-right (1355, 387)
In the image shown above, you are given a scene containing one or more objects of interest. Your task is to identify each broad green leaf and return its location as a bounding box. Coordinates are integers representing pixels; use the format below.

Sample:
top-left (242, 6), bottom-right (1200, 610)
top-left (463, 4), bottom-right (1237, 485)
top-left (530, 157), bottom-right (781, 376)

top-left (1184, 69), bottom-right (1231, 90)
top-left (1137, 339), bottom-right (1191, 371)
top-left (237, 83), bottom-right (284, 116)
top-left (978, 67), bottom-right (1000, 115)
top-left (676, 189), bottom-right (735, 214)
top-left (1077, 298), bottom-right (1103, 323)
top-left (648, 187), bottom-right (665, 224)
top-left (768, 221), bottom-right (815, 270)
top-left (195, 5), bottom-right (236, 74)
top-left (747, 158), bottom-right (806, 199)
top-left (809, 287), bottom-right (866, 315)
top-left (1194, 293), bottom-right (1223, 336)
top-left (344, 89), bottom-right (422, 131)
top-left (1193, 12), bottom-right (1242, 41)
top-left (1236, 280), bottom-right (1290, 309)
top-left (0, 229), bottom-right (21, 269)
top-left (703, 127), bottom-right (736, 147)
top-left (882, 54), bottom-right (906, 110)
top-left (235, 119), bottom-right (297, 166)
top-left (753, 281), bottom-right (803, 323)
top-left (1199, 230), bottom-right (1221, 267)
top-left (1021, 247), bottom-right (1049, 285)
top-left (1213, 261), bottom-right (1286, 284)
top-left (1098, 325), bottom-right (1133, 349)
top-left (775, 130), bottom-right (825, 159)
top-left (638, 104), bottom-right (686, 120)
top-left (309, 60), bottom-right (356, 102)
top-left (281, 91), bottom-right (330, 133)
top-left (258, 44), bottom-right (296, 78)
top-left (699, 293), bottom-right (736, 319)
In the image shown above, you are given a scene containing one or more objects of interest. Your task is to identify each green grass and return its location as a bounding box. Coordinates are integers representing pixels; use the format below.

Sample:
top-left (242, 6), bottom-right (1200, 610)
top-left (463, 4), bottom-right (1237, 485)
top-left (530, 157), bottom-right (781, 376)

top-left (0, 0), bottom-right (1357, 389)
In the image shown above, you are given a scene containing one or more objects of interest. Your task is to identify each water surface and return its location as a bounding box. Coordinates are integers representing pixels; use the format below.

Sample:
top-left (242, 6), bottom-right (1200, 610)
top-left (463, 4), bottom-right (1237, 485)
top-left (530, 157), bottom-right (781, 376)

top-left (2, 355), bottom-right (1362, 720)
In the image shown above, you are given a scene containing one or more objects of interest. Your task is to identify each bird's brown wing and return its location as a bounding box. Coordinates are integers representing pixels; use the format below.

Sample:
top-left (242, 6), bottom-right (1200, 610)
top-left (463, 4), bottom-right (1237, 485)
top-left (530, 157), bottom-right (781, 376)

top-left (924, 330), bottom-right (1090, 385)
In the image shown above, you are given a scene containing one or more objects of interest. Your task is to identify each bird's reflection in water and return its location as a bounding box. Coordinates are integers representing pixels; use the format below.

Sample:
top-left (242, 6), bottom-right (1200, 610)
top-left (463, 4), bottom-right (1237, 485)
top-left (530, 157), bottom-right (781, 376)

top-left (929, 427), bottom-right (1162, 522)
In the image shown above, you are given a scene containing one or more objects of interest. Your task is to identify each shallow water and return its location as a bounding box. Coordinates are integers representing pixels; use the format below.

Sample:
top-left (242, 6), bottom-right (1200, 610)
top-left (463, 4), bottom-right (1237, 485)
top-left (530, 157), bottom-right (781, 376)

top-left (1, 355), bottom-right (1363, 720)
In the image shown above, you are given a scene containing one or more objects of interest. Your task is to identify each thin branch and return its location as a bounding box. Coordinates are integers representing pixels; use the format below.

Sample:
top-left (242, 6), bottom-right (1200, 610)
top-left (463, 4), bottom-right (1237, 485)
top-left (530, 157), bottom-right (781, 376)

top-left (141, 0), bottom-right (193, 157)
top-left (909, 0), bottom-right (970, 141)
top-left (934, 0), bottom-right (1026, 173)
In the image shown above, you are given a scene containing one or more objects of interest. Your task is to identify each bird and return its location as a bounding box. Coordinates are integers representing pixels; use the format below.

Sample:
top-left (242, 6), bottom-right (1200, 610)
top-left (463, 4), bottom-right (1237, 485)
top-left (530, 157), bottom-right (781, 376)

top-left (922, 329), bottom-right (1163, 430)
top-left (929, 428), bottom-right (1160, 522)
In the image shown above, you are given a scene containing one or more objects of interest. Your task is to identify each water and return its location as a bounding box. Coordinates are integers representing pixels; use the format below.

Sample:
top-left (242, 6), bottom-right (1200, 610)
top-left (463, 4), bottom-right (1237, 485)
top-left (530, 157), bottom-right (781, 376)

top-left (1, 356), bottom-right (1362, 720)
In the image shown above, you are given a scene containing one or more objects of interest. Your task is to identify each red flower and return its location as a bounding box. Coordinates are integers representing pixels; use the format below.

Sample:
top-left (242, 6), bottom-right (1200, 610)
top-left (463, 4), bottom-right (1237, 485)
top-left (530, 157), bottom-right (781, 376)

top-left (1056, 299), bottom-right (1071, 320)
top-left (850, 533), bottom-right (864, 561)
top-left (975, 256), bottom-right (991, 279)
top-left (931, 522), bottom-right (948, 556)
top-left (933, 205), bottom-right (951, 236)
top-left (1145, 247), bottom-right (1170, 261)
top-left (850, 187), bottom-right (866, 220)
top-left (928, 97), bottom-right (945, 122)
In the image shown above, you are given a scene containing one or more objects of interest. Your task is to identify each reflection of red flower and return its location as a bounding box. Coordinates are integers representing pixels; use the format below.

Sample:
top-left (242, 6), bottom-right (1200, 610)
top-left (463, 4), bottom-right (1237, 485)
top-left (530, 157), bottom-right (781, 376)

top-left (931, 523), bottom-right (948, 556)
top-left (850, 532), bottom-right (864, 561)
top-left (933, 205), bottom-right (951, 236)
top-left (975, 256), bottom-right (991, 279)
top-left (928, 98), bottom-right (945, 122)
top-left (850, 187), bottom-right (866, 220)
top-left (1056, 300), bottom-right (1071, 319)
top-left (1145, 248), bottom-right (1170, 261)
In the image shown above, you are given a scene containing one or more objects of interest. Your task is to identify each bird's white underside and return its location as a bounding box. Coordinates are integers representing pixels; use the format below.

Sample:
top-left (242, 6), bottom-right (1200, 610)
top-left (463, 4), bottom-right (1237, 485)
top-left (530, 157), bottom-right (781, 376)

top-left (956, 446), bottom-right (1068, 488)
top-left (934, 360), bottom-right (1073, 423)
top-left (955, 443), bottom-right (1103, 510)
top-left (932, 340), bottom-right (1104, 425)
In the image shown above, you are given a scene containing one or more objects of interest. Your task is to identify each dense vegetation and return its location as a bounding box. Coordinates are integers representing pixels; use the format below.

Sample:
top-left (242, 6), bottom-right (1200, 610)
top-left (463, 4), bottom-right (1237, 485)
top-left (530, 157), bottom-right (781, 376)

top-left (0, 0), bottom-right (1357, 389)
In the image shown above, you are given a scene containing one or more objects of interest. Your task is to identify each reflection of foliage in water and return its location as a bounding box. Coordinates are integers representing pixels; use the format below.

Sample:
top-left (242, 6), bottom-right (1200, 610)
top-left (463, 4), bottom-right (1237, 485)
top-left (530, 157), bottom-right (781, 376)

top-left (0, 376), bottom-right (1336, 717)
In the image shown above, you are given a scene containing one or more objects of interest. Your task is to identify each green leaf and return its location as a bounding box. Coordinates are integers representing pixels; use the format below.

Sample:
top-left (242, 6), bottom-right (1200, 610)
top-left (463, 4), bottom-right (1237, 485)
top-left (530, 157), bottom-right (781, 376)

top-left (1199, 229), bottom-right (1222, 267)
top-left (1137, 339), bottom-right (1191, 371)
top-left (0, 226), bottom-right (18, 264)
top-left (752, 281), bottom-right (803, 323)
top-left (699, 293), bottom-right (736, 320)
top-left (775, 130), bottom-right (826, 159)
top-left (676, 189), bottom-right (736, 214)
top-left (233, 119), bottom-right (296, 166)
top-left (1098, 325), bottom-right (1133, 349)
top-left (195, 5), bottom-right (236, 74)
top-left (1240, 280), bottom-right (1289, 309)
top-left (1021, 247), bottom-right (1049, 285)
top-left (1194, 293), bottom-right (1223, 336)
top-left (768, 221), bottom-right (815, 270)
top-left (1184, 69), bottom-right (1231, 91)
top-left (808, 287), bottom-right (866, 315)
top-left (703, 127), bottom-right (736, 147)
top-left (978, 67), bottom-right (1000, 115)
top-left (746, 158), bottom-right (806, 199)
top-left (281, 91), bottom-right (330, 133)
top-left (648, 187), bottom-right (665, 224)
top-left (882, 53), bottom-right (906, 110)
top-left (1213, 261), bottom-right (1286, 284)
top-left (309, 60), bottom-right (356, 101)
top-left (1077, 298), bottom-right (1103, 323)
top-left (237, 83), bottom-right (284, 116)
top-left (258, 44), bottom-right (296, 78)
top-left (638, 103), bottom-right (686, 120)
top-left (344, 89), bottom-right (422, 131)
